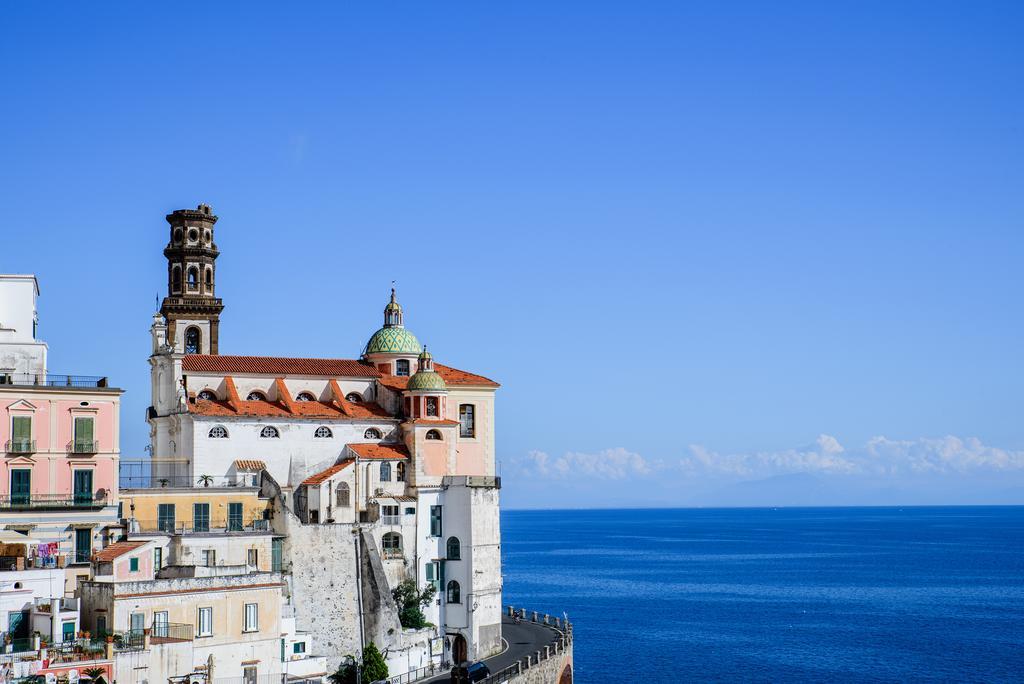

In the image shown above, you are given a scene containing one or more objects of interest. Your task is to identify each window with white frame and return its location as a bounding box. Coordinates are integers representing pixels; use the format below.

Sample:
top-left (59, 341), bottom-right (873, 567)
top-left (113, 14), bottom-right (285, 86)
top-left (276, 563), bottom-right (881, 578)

top-left (244, 603), bottom-right (258, 632)
top-left (296, 392), bottom-right (316, 402)
top-left (395, 359), bottom-right (410, 376)
top-left (197, 607), bottom-right (213, 636)
top-left (247, 391), bottom-right (267, 401)
top-left (459, 404), bottom-right (475, 437)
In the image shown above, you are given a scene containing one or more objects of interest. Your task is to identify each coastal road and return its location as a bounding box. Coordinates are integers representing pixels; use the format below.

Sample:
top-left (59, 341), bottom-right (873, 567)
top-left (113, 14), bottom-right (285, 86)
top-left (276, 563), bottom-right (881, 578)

top-left (422, 615), bottom-right (559, 682)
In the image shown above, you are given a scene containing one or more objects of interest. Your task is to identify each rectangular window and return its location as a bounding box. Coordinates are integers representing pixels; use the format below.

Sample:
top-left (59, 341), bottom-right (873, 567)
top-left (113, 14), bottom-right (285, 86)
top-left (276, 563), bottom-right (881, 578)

top-left (430, 505), bottom-right (442, 537)
top-left (153, 611), bottom-right (168, 638)
top-left (62, 621), bottom-right (75, 642)
top-left (158, 503), bottom-right (176, 533)
top-left (228, 502), bottom-right (243, 531)
top-left (202, 549), bottom-right (216, 567)
top-left (272, 538), bottom-right (283, 572)
top-left (74, 528), bottom-right (92, 564)
top-left (244, 603), bottom-right (258, 632)
top-left (193, 503), bottom-right (210, 532)
top-left (197, 607), bottom-right (212, 636)
top-left (10, 469), bottom-right (30, 506)
top-left (154, 547), bottom-right (162, 570)
top-left (404, 506), bottom-right (415, 515)
top-left (243, 667), bottom-right (257, 684)
top-left (73, 469), bottom-right (93, 505)
top-left (247, 548), bottom-right (258, 567)
top-left (96, 616), bottom-right (107, 637)
top-left (459, 404), bottom-right (475, 438)
top-left (293, 641), bottom-right (306, 654)
top-left (73, 416), bottom-right (95, 452)
top-left (425, 561), bottom-right (441, 593)
top-left (426, 397), bottom-right (438, 417)
top-left (10, 415), bottom-right (32, 452)
top-left (395, 359), bottom-right (410, 377)
top-left (130, 612), bottom-right (145, 634)
top-left (129, 556), bottom-right (139, 572)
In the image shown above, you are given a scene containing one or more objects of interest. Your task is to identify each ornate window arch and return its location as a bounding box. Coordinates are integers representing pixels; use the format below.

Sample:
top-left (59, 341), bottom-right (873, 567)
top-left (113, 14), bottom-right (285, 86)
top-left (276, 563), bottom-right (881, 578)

top-left (364, 428), bottom-right (382, 440)
top-left (345, 392), bottom-right (362, 403)
top-left (446, 580), bottom-right (461, 604)
top-left (446, 536), bottom-right (461, 560)
top-left (208, 425), bottom-right (228, 439)
top-left (296, 392), bottom-right (317, 402)
top-left (247, 391), bottom-right (267, 401)
top-left (171, 265), bottom-right (182, 293)
top-left (314, 426), bottom-right (333, 439)
top-left (425, 429), bottom-right (442, 441)
top-left (187, 267), bottom-right (198, 289)
top-left (380, 462), bottom-right (391, 482)
top-left (260, 426), bottom-right (280, 439)
top-left (198, 389), bottom-right (216, 401)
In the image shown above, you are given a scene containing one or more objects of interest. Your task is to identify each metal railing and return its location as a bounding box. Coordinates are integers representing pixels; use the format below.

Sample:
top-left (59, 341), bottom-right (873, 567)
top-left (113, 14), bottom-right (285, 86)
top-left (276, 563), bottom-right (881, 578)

top-left (119, 474), bottom-right (259, 489)
top-left (0, 374), bottom-right (109, 388)
top-left (152, 622), bottom-right (193, 642)
top-left (4, 440), bottom-right (35, 454)
top-left (377, 661), bottom-right (448, 684)
top-left (128, 518), bottom-right (271, 535)
top-left (44, 638), bottom-right (108, 663)
top-left (380, 515), bottom-right (402, 526)
top-left (0, 492), bottom-right (109, 510)
top-left (67, 439), bottom-right (99, 454)
top-left (381, 547), bottom-right (404, 560)
top-left (111, 629), bottom-right (145, 652)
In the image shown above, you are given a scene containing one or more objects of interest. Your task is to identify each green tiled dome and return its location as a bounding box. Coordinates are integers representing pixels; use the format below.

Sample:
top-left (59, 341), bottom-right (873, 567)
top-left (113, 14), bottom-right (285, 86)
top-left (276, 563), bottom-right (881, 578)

top-left (407, 369), bottom-right (447, 391)
top-left (364, 326), bottom-right (422, 355)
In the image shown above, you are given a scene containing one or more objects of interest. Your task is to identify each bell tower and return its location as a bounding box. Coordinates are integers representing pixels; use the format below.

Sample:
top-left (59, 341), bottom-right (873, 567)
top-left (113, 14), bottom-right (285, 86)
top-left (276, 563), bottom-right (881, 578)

top-left (159, 204), bottom-right (224, 355)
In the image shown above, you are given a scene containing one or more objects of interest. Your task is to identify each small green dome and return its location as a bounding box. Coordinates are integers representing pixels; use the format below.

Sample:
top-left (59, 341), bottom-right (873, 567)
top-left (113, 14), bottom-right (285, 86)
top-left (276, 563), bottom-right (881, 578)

top-left (364, 326), bottom-right (422, 355)
top-left (407, 370), bottom-right (447, 391)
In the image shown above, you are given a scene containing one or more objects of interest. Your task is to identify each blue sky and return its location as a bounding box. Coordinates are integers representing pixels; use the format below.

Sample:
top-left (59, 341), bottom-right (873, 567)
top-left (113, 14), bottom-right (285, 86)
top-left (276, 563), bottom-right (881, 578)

top-left (1, 2), bottom-right (1022, 508)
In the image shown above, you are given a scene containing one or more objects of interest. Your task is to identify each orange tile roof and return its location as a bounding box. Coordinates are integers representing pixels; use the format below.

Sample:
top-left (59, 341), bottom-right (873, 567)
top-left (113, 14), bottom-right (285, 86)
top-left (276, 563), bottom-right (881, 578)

top-left (234, 460), bottom-right (266, 471)
top-left (192, 376), bottom-right (393, 420)
top-left (378, 364), bottom-right (499, 392)
top-left (301, 460), bottom-right (353, 486)
top-left (346, 443), bottom-right (410, 460)
top-left (93, 541), bottom-right (147, 562)
top-left (411, 419), bottom-right (459, 426)
top-left (182, 355), bottom-right (380, 378)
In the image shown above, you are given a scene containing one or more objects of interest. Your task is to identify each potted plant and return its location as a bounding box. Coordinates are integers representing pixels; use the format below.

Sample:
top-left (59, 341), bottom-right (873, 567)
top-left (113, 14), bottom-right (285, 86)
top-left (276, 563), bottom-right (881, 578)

top-left (158, 478), bottom-right (169, 488)
top-left (197, 474), bottom-right (214, 487)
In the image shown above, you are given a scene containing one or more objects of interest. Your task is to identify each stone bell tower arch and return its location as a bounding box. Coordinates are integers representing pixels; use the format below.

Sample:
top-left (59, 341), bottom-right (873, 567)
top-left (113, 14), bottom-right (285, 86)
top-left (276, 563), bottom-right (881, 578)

top-left (159, 204), bottom-right (224, 355)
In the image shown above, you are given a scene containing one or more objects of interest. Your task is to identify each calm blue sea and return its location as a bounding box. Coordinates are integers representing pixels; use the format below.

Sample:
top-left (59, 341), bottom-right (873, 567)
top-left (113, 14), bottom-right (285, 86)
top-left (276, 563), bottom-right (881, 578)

top-left (501, 507), bottom-right (1024, 683)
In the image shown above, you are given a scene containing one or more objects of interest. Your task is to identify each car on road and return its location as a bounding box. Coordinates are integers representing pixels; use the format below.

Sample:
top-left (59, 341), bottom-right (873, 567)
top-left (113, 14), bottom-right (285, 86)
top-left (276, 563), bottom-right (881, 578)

top-left (450, 661), bottom-right (491, 683)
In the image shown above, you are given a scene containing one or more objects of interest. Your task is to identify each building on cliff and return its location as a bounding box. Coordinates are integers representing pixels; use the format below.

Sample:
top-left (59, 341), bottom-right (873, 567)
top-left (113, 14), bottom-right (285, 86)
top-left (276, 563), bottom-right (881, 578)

top-left (138, 205), bottom-right (504, 675)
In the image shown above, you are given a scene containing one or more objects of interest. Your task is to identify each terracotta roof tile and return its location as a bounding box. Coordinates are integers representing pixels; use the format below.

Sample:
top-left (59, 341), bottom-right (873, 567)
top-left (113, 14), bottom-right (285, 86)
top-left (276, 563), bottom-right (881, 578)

top-left (378, 364), bottom-right (500, 392)
top-left (346, 443), bottom-right (410, 460)
top-left (301, 460), bottom-right (353, 486)
top-left (411, 419), bottom-right (459, 426)
top-left (182, 355), bottom-right (380, 378)
top-left (234, 460), bottom-right (266, 471)
top-left (93, 541), bottom-right (147, 562)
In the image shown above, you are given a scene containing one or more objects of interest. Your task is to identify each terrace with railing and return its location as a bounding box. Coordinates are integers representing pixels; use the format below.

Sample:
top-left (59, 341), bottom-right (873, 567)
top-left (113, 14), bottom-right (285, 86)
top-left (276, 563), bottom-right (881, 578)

top-left (126, 518), bottom-right (272, 535)
top-left (0, 373), bottom-right (112, 389)
top-left (0, 492), bottom-right (110, 511)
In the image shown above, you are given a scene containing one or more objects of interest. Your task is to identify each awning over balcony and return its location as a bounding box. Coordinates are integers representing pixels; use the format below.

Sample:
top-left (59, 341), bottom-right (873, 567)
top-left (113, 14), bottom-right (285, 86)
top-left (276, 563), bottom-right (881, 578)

top-left (0, 530), bottom-right (39, 545)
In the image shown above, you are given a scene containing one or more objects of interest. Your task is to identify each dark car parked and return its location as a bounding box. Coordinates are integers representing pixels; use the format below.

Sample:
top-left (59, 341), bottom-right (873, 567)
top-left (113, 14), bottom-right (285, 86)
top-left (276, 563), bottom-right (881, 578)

top-left (450, 661), bottom-right (491, 683)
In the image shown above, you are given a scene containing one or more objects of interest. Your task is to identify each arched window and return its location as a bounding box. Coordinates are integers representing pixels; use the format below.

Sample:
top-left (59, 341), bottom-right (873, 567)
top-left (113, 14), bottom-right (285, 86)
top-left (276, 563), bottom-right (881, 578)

top-left (446, 536), bottom-right (461, 560)
top-left (198, 390), bottom-right (216, 401)
top-left (314, 426), bottom-right (333, 438)
top-left (446, 580), bottom-right (461, 604)
top-left (382, 532), bottom-right (402, 558)
top-left (171, 266), bottom-right (182, 292)
top-left (296, 392), bottom-right (316, 402)
top-left (204, 268), bottom-right (213, 287)
top-left (380, 462), bottom-right (391, 482)
top-left (395, 359), bottom-right (410, 377)
top-left (335, 482), bottom-right (350, 507)
top-left (187, 267), bottom-right (198, 289)
top-left (396, 462), bottom-right (406, 482)
top-left (184, 327), bottom-right (201, 355)
top-left (173, 228), bottom-right (183, 243)
top-left (425, 429), bottom-right (442, 441)
top-left (364, 428), bottom-right (382, 440)
top-left (345, 392), bottom-right (363, 403)
top-left (260, 426), bottom-right (279, 438)
top-left (247, 391), bottom-right (267, 401)
top-left (208, 425), bottom-right (228, 439)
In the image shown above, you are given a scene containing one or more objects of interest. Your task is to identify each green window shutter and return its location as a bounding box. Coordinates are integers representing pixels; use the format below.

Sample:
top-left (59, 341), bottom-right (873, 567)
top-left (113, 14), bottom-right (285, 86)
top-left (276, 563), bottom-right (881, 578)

top-left (75, 417), bottom-right (94, 448)
top-left (12, 416), bottom-right (30, 442)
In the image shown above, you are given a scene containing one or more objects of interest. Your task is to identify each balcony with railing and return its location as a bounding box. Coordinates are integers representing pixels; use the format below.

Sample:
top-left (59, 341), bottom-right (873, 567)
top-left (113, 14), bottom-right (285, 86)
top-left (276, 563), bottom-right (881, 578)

top-left (381, 546), bottom-right (404, 560)
top-left (0, 373), bottom-right (111, 389)
top-left (127, 518), bottom-right (272, 535)
top-left (0, 491), bottom-right (109, 510)
top-left (4, 440), bottom-right (35, 454)
top-left (68, 439), bottom-right (100, 455)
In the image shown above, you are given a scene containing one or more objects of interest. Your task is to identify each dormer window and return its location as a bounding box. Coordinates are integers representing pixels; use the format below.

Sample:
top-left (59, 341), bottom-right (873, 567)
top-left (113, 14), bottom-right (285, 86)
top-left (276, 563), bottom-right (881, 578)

top-left (425, 429), bottom-right (442, 441)
top-left (345, 392), bottom-right (362, 403)
top-left (198, 390), bottom-right (216, 401)
top-left (314, 426), bottom-right (333, 438)
top-left (395, 360), bottom-right (410, 377)
top-left (260, 426), bottom-right (280, 439)
top-left (247, 391), bottom-right (267, 401)
top-left (296, 392), bottom-right (316, 402)
top-left (364, 428), bottom-right (382, 440)
top-left (208, 425), bottom-right (228, 439)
